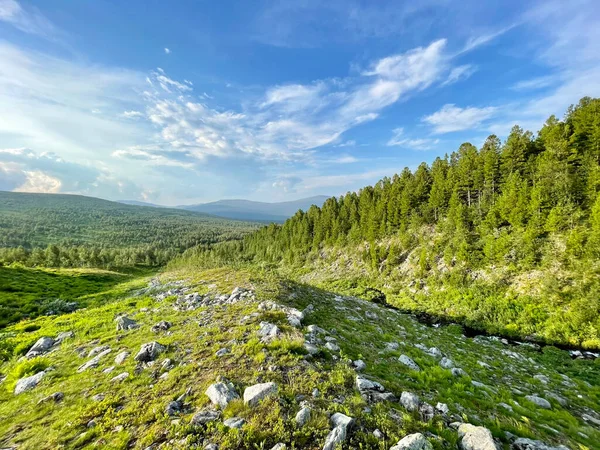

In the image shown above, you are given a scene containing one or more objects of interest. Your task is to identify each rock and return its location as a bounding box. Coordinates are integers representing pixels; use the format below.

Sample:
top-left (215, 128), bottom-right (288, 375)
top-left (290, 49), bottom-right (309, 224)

top-left (243, 382), bottom-right (278, 406)
top-left (165, 400), bottom-right (182, 416)
top-left (323, 413), bottom-right (354, 450)
top-left (436, 402), bottom-right (449, 415)
top-left (303, 343), bottom-right (319, 355)
top-left (399, 355), bottom-right (421, 371)
top-left (287, 308), bottom-right (304, 327)
top-left (390, 433), bottom-right (433, 450)
top-left (271, 445), bottom-right (286, 450)
top-left (37, 391), bottom-right (63, 404)
top-left (295, 406), bottom-right (311, 426)
top-left (439, 357), bottom-right (455, 369)
top-left (191, 408), bottom-right (220, 425)
top-left (325, 342), bottom-right (340, 352)
top-left (88, 345), bottom-right (111, 357)
top-left (258, 322), bottom-right (280, 341)
top-left (428, 347), bottom-right (443, 358)
top-left (353, 359), bottom-right (366, 371)
top-left (215, 348), bottom-right (229, 357)
top-left (582, 413), bottom-right (600, 426)
top-left (419, 402), bottom-right (435, 421)
top-left (151, 321), bottom-right (172, 333)
top-left (312, 388), bottom-right (320, 398)
top-left (91, 393), bottom-right (105, 402)
top-left (26, 337), bottom-right (55, 358)
top-left (115, 316), bottom-right (139, 331)
top-left (386, 342), bottom-right (400, 350)
top-left (498, 402), bottom-right (513, 412)
top-left (400, 391), bottom-right (420, 411)
top-left (511, 438), bottom-right (566, 450)
top-left (114, 351), bottom-right (130, 365)
top-left (78, 348), bottom-right (111, 372)
top-left (205, 381), bottom-right (239, 409)
top-left (223, 417), bottom-right (245, 429)
top-left (55, 331), bottom-right (74, 343)
top-left (134, 342), bottom-right (165, 362)
top-left (525, 395), bottom-right (551, 409)
top-left (110, 372), bottom-right (129, 383)
top-left (307, 324), bottom-right (326, 334)
top-left (161, 358), bottom-right (174, 370)
top-left (102, 366), bottom-right (115, 373)
top-left (544, 392), bottom-right (568, 407)
top-left (533, 374), bottom-right (549, 384)
top-left (356, 375), bottom-right (384, 393)
top-left (373, 429), bottom-right (384, 439)
top-left (14, 371), bottom-right (45, 395)
top-left (471, 380), bottom-right (487, 389)
top-left (204, 445), bottom-right (218, 450)
top-left (452, 368), bottom-right (468, 377)
top-left (458, 424), bottom-right (498, 450)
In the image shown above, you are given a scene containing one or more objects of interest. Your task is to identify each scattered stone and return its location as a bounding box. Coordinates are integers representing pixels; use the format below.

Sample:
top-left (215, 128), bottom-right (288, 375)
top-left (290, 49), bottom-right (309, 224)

top-left (78, 348), bottom-right (111, 372)
top-left (373, 429), bottom-right (384, 440)
top-left (204, 445), bottom-right (218, 450)
top-left (427, 347), bottom-right (443, 358)
top-left (223, 417), bottom-right (245, 429)
top-left (37, 391), bottom-right (63, 404)
top-left (243, 382), bottom-right (278, 406)
top-left (102, 366), bottom-right (115, 373)
top-left (191, 408), bottom-right (220, 425)
top-left (582, 413), bottom-right (600, 426)
top-left (525, 395), bottom-right (551, 409)
top-left (205, 381), bottom-right (239, 409)
top-left (544, 392), bottom-right (568, 407)
top-left (258, 322), bottom-right (280, 342)
top-left (436, 402), bottom-right (449, 415)
top-left (271, 445), bottom-right (286, 450)
top-left (439, 357), bottom-right (455, 369)
top-left (419, 402), bottom-right (435, 421)
top-left (511, 438), bottom-right (566, 450)
top-left (134, 342), bottom-right (165, 362)
top-left (215, 348), bottom-right (229, 357)
top-left (55, 331), bottom-right (74, 343)
top-left (400, 391), bottom-right (420, 412)
top-left (386, 342), bottom-right (400, 351)
top-left (14, 371), bottom-right (45, 395)
top-left (115, 316), bottom-right (139, 331)
top-left (471, 381), bottom-right (487, 389)
top-left (399, 355), bottom-right (421, 371)
top-left (91, 394), bottom-right (105, 402)
top-left (161, 358), bottom-right (174, 371)
top-left (323, 413), bottom-right (354, 450)
top-left (353, 359), bottom-right (366, 371)
top-left (295, 407), bottom-right (311, 427)
top-left (110, 372), bottom-right (129, 383)
top-left (390, 433), bottom-right (433, 450)
top-left (452, 368), bottom-right (468, 377)
top-left (304, 343), bottom-right (319, 355)
top-left (325, 342), bottom-right (340, 352)
top-left (114, 351), bottom-right (130, 365)
top-left (312, 388), bottom-right (320, 398)
top-left (25, 337), bottom-right (55, 358)
top-left (533, 374), bottom-right (549, 384)
top-left (457, 424), bottom-right (498, 450)
top-left (88, 345), bottom-right (111, 358)
top-left (151, 321), bottom-right (172, 333)
top-left (498, 402), bottom-right (513, 412)
top-left (307, 324), bottom-right (326, 334)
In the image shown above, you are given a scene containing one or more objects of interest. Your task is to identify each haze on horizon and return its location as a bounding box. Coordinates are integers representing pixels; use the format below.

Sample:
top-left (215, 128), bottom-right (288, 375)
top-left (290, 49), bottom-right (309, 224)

top-left (0, 0), bottom-right (599, 206)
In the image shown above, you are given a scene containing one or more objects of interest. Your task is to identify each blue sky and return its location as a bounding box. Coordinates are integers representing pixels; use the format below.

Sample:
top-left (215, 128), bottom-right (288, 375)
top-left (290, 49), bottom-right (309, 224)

top-left (0, 0), bottom-right (599, 205)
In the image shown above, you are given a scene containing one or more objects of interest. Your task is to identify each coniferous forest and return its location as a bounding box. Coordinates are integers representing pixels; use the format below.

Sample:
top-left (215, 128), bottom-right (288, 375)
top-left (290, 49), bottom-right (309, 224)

top-left (172, 98), bottom-right (600, 348)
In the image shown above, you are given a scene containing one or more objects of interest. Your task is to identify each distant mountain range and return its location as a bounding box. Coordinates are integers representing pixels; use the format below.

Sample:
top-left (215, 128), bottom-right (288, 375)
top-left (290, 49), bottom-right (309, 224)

top-left (119, 196), bottom-right (330, 222)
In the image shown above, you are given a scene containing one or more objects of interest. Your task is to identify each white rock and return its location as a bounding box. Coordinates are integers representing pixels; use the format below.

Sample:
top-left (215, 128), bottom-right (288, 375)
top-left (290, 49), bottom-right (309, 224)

top-left (353, 359), bottom-right (366, 371)
top-left (271, 444), bottom-right (286, 450)
top-left (258, 322), bottom-right (280, 341)
top-left (205, 381), bottom-right (239, 409)
top-left (243, 382), bottom-right (278, 406)
top-left (304, 343), bottom-right (319, 355)
top-left (215, 348), bottom-right (229, 357)
top-left (88, 345), bottom-right (111, 358)
top-left (525, 395), bottom-right (551, 409)
top-left (78, 348), bottom-right (111, 372)
top-left (436, 402), bottom-right (449, 414)
top-left (323, 413), bottom-right (354, 450)
top-left (111, 372), bottom-right (129, 383)
top-left (325, 342), bottom-right (340, 352)
top-left (399, 355), bottom-right (421, 371)
top-left (14, 371), bottom-right (45, 395)
top-left (134, 342), bottom-right (165, 362)
top-left (390, 433), bottom-right (433, 450)
top-left (295, 407), bottom-right (311, 426)
top-left (114, 351), bottom-right (130, 365)
top-left (191, 408), bottom-right (220, 425)
top-left (25, 337), bottom-right (55, 358)
top-left (400, 391), bottom-right (420, 411)
top-left (223, 417), bottom-right (245, 429)
top-left (439, 357), bottom-right (455, 369)
top-left (458, 424), bottom-right (498, 450)
top-left (115, 316), bottom-right (139, 331)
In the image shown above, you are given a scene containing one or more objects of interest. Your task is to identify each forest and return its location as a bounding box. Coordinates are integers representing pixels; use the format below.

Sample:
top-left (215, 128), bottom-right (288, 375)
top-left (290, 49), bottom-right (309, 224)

top-left (171, 97), bottom-right (600, 348)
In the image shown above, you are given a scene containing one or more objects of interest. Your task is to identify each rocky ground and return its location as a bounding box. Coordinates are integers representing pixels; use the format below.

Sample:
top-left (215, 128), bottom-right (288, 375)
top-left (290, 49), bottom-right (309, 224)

top-left (0, 267), bottom-right (598, 449)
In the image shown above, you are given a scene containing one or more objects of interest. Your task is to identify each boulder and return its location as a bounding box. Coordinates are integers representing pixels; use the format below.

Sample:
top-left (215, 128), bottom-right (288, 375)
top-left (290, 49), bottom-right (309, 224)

top-left (191, 408), bottom-right (220, 425)
top-left (223, 417), bottom-right (245, 429)
top-left (243, 382), bottom-right (278, 406)
top-left (114, 351), bottom-right (130, 365)
top-left (55, 331), bottom-right (74, 343)
top-left (78, 348), bottom-right (111, 372)
top-left (295, 406), bottom-right (311, 427)
top-left (26, 337), bottom-right (55, 358)
top-left (14, 371), bottom-right (45, 395)
top-left (115, 316), bottom-right (139, 331)
top-left (215, 348), bottom-right (229, 357)
top-left (325, 342), bottom-right (340, 352)
top-left (323, 413), bottom-right (354, 450)
top-left (353, 360), bottom-right (366, 371)
top-left (258, 322), bottom-right (280, 341)
top-left (151, 321), bottom-right (172, 333)
top-left (205, 381), bottom-right (239, 409)
top-left (511, 438), bottom-right (567, 450)
top-left (304, 343), bottom-right (319, 355)
top-left (439, 357), bottom-right (455, 369)
top-left (458, 424), bottom-right (498, 450)
top-left (399, 355), bottom-right (421, 371)
top-left (110, 372), bottom-right (129, 383)
top-left (400, 391), bottom-right (420, 411)
top-left (271, 445), bottom-right (286, 450)
top-left (37, 391), bottom-right (64, 404)
top-left (307, 324), bottom-right (326, 334)
top-left (356, 375), bottom-right (384, 393)
top-left (452, 368), bottom-right (468, 377)
top-left (134, 342), bottom-right (165, 362)
top-left (390, 433), bottom-right (433, 450)
top-left (525, 395), bottom-right (551, 409)
top-left (88, 345), bottom-right (111, 358)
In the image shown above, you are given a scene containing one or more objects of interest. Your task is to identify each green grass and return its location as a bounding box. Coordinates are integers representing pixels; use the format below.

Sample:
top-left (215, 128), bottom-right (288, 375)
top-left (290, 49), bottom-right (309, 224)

top-left (0, 265), bottom-right (152, 328)
top-left (0, 266), bottom-right (598, 449)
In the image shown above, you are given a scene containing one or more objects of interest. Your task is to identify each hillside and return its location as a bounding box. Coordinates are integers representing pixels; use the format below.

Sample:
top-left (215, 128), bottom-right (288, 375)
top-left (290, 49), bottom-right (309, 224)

top-left (170, 97), bottom-right (600, 350)
top-left (179, 196), bottom-right (330, 222)
top-left (0, 266), bottom-right (598, 450)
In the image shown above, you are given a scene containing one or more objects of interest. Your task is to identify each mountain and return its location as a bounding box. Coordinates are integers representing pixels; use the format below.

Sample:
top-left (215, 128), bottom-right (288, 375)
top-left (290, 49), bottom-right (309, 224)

top-left (117, 200), bottom-right (164, 208)
top-left (0, 191), bottom-right (258, 250)
top-left (179, 196), bottom-right (330, 222)
top-left (0, 265), bottom-right (597, 449)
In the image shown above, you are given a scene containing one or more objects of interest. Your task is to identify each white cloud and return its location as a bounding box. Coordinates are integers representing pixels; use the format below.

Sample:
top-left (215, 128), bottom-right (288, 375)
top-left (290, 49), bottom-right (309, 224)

top-left (0, 0), bottom-right (56, 37)
top-left (14, 170), bottom-right (62, 193)
top-left (122, 110), bottom-right (144, 118)
top-left (510, 76), bottom-right (557, 91)
top-left (442, 64), bottom-right (477, 86)
top-left (386, 127), bottom-right (440, 150)
top-left (164, 47), bottom-right (171, 54)
top-left (422, 104), bottom-right (497, 133)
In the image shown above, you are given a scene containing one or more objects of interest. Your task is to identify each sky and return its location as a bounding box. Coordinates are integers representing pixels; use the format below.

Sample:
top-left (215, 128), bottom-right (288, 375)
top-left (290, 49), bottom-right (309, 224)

top-left (0, 0), bottom-right (599, 205)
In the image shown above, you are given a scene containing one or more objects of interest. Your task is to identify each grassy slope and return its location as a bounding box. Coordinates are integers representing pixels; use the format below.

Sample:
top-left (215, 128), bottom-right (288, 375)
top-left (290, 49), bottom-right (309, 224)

top-left (0, 266), bottom-right (598, 449)
top-left (0, 266), bottom-right (152, 328)
top-left (0, 191), bottom-right (258, 249)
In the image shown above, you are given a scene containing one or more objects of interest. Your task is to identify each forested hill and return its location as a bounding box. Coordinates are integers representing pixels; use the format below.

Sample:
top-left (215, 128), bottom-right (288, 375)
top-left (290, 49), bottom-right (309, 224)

top-left (0, 192), bottom-right (259, 267)
top-left (173, 97), bottom-right (600, 349)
